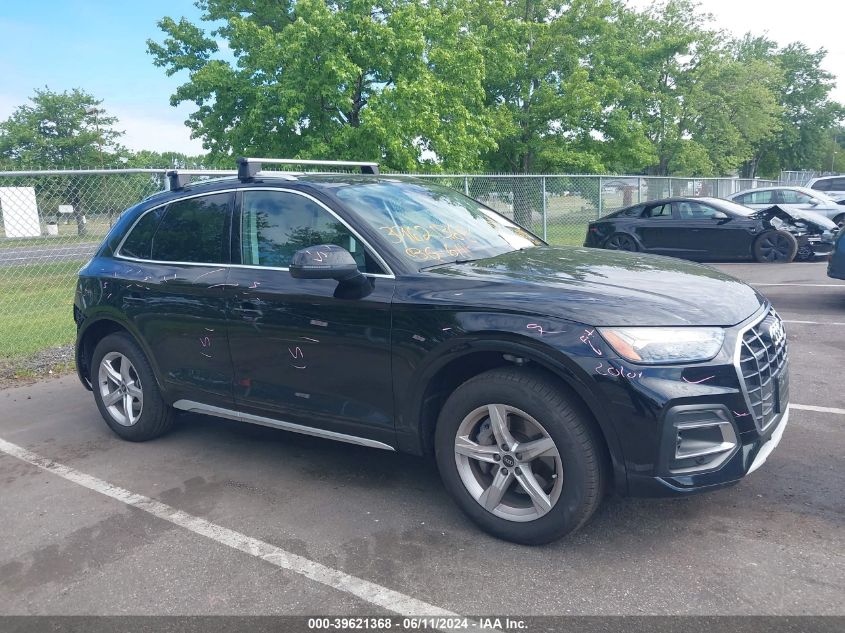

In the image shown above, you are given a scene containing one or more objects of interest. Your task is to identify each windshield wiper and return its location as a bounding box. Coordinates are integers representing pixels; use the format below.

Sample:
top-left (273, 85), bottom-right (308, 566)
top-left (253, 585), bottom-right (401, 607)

top-left (419, 257), bottom-right (479, 271)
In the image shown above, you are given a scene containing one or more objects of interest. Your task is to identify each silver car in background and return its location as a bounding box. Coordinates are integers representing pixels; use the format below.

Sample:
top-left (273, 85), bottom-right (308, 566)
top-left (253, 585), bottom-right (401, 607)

top-left (806, 175), bottom-right (845, 199)
top-left (727, 186), bottom-right (845, 226)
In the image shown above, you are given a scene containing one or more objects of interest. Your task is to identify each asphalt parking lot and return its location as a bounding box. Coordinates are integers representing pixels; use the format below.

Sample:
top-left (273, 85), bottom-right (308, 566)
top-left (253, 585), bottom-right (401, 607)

top-left (0, 261), bottom-right (843, 618)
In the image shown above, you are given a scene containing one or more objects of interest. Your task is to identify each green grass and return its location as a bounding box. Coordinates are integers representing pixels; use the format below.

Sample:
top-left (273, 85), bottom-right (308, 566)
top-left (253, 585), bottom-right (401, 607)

top-left (0, 260), bottom-right (82, 358)
top-left (0, 218), bottom-right (113, 248)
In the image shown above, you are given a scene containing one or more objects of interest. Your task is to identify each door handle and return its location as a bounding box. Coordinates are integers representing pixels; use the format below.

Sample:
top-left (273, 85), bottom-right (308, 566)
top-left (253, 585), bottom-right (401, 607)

top-left (125, 291), bottom-right (145, 302)
top-left (233, 300), bottom-right (263, 313)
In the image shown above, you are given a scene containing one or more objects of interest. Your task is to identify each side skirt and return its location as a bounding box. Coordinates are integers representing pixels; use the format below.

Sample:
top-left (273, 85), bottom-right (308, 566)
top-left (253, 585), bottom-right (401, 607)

top-left (172, 400), bottom-right (395, 452)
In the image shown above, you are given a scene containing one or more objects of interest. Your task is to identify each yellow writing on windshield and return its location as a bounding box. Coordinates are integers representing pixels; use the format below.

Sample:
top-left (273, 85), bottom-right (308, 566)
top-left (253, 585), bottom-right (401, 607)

top-left (380, 224), bottom-right (468, 244)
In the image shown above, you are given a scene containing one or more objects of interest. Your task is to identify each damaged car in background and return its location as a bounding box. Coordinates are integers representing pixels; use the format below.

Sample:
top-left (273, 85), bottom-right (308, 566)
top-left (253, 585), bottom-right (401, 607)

top-left (584, 197), bottom-right (838, 263)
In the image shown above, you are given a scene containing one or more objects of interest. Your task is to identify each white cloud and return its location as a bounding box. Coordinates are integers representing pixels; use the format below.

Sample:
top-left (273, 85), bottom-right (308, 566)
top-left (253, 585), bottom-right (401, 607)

top-left (110, 106), bottom-right (206, 155)
top-left (0, 93), bottom-right (206, 156)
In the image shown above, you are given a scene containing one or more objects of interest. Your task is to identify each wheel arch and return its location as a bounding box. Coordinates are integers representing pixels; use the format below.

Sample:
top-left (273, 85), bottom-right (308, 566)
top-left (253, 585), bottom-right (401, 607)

top-left (603, 231), bottom-right (642, 251)
top-left (404, 339), bottom-right (627, 494)
top-left (75, 317), bottom-right (165, 393)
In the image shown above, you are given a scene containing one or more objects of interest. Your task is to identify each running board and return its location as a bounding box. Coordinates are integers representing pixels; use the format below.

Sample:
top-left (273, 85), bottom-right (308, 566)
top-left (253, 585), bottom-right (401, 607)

top-left (172, 400), bottom-right (395, 451)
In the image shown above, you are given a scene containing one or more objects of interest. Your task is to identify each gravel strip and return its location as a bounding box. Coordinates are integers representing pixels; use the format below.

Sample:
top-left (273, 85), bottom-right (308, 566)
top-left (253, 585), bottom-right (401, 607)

top-left (0, 344), bottom-right (76, 389)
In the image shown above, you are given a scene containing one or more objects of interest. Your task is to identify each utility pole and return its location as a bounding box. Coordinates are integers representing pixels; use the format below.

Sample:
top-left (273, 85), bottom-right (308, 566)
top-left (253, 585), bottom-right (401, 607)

top-left (85, 106), bottom-right (104, 167)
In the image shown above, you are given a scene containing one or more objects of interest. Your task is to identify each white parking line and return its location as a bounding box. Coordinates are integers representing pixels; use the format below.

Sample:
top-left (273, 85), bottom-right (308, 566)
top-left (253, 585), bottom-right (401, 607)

top-left (784, 320), bottom-right (845, 326)
top-left (752, 283), bottom-right (844, 287)
top-left (791, 404), bottom-right (845, 416)
top-left (0, 437), bottom-right (458, 620)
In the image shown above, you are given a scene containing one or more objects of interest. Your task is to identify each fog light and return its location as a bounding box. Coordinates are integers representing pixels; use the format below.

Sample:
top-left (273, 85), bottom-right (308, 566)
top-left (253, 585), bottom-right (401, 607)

top-left (667, 407), bottom-right (738, 474)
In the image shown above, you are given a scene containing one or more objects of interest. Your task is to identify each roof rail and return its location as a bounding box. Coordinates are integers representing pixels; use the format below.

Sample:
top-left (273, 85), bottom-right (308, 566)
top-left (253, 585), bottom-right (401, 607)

top-left (165, 169), bottom-right (239, 191)
top-left (237, 157), bottom-right (379, 180)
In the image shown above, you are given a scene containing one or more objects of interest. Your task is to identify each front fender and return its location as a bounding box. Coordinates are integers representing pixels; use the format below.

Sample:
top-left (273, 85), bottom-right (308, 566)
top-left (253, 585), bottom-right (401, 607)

top-left (391, 310), bottom-right (627, 490)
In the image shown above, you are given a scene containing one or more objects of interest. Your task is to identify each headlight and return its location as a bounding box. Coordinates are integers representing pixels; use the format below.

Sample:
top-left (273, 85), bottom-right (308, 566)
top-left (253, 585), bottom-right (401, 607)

top-left (597, 327), bottom-right (725, 364)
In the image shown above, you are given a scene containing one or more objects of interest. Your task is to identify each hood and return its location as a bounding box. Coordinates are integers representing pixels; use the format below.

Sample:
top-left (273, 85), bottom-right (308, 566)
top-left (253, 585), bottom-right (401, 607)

top-left (425, 247), bottom-right (764, 327)
top-left (756, 205), bottom-right (836, 230)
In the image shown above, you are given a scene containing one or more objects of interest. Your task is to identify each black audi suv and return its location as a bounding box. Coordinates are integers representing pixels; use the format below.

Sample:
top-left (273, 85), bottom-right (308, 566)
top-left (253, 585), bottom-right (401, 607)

top-left (74, 158), bottom-right (790, 544)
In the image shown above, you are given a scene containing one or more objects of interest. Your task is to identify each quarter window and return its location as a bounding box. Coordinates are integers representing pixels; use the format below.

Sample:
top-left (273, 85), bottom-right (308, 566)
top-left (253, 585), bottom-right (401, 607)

top-left (239, 191), bottom-right (384, 273)
top-left (150, 193), bottom-right (232, 263)
top-left (120, 207), bottom-right (165, 260)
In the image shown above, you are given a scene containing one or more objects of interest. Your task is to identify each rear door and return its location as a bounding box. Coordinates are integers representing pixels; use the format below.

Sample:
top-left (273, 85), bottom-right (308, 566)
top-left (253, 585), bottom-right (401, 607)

top-left (116, 191), bottom-right (235, 405)
top-left (224, 188), bottom-right (396, 447)
top-left (634, 202), bottom-right (689, 255)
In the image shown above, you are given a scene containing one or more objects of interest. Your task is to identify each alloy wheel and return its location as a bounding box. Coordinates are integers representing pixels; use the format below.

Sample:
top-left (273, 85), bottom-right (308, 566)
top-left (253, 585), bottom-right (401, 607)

top-left (454, 404), bottom-right (563, 522)
top-left (98, 352), bottom-right (143, 426)
top-left (605, 234), bottom-right (636, 251)
top-left (758, 234), bottom-right (793, 261)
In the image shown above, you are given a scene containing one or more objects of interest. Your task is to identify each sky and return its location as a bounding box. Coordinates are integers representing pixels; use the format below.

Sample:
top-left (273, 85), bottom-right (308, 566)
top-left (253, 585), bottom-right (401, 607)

top-left (0, 0), bottom-right (843, 156)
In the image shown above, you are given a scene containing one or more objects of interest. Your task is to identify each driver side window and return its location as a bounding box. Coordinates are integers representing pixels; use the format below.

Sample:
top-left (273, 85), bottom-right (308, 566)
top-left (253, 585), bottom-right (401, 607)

top-left (778, 190), bottom-right (814, 204)
top-left (239, 191), bottom-right (385, 273)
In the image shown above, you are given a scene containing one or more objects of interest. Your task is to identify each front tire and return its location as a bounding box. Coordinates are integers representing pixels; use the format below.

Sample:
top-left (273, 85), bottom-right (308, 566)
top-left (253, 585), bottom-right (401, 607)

top-left (434, 368), bottom-right (605, 545)
top-left (753, 230), bottom-right (798, 263)
top-left (91, 333), bottom-right (174, 441)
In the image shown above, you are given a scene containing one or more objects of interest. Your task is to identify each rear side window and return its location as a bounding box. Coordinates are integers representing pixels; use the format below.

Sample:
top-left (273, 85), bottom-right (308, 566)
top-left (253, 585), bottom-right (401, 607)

top-left (120, 208), bottom-right (165, 259)
top-left (150, 193), bottom-right (232, 263)
top-left (736, 190), bottom-right (775, 205)
top-left (643, 204), bottom-right (672, 218)
top-left (811, 178), bottom-right (845, 191)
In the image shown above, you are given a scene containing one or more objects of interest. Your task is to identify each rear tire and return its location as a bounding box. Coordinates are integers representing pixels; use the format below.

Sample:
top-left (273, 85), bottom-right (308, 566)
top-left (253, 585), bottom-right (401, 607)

top-left (434, 368), bottom-right (605, 545)
top-left (604, 233), bottom-right (638, 252)
top-left (91, 333), bottom-right (174, 441)
top-left (753, 230), bottom-right (798, 263)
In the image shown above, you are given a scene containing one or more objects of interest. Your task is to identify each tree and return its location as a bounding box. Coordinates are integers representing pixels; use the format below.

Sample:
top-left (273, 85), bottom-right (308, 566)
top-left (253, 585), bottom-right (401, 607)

top-left (0, 88), bottom-right (123, 170)
top-left (614, 1), bottom-right (781, 178)
top-left (0, 88), bottom-right (124, 235)
top-left (736, 37), bottom-right (844, 177)
top-left (148, 0), bottom-right (498, 171)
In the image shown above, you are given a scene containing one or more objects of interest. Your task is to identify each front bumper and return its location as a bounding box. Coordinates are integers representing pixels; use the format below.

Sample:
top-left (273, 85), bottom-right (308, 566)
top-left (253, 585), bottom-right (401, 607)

top-left (627, 406), bottom-right (789, 496)
top-left (584, 305), bottom-right (789, 497)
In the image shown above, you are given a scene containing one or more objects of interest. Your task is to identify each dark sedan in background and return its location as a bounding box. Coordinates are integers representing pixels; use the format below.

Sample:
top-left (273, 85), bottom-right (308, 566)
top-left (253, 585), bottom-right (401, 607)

top-left (585, 197), bottom-right (838, 263)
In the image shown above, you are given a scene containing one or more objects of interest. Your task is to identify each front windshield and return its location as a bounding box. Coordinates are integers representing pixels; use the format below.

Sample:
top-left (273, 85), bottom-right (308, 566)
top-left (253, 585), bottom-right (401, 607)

top-left (334, 181), bottom-right (543, 268)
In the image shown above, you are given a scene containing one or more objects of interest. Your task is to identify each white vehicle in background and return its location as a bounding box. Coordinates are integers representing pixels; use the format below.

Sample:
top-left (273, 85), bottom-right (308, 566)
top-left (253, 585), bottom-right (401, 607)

top-left (726, 186), bottom-right (845, 227)
top-left (805, 175), bottom-right (845, 199)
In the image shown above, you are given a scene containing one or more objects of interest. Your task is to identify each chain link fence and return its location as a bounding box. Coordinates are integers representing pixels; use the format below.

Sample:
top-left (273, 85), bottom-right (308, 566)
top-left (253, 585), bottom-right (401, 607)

top-left (0, 169), bottom-right (776, 372)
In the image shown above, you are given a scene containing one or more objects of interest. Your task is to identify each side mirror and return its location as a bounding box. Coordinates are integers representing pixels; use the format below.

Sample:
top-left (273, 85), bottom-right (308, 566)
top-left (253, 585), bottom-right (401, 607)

top-left (290, 244), bottom-right (361, 282)
top-left (809, 199), bottom-right (819, 206)
top-left (712, 211), bottom-right (729, 220)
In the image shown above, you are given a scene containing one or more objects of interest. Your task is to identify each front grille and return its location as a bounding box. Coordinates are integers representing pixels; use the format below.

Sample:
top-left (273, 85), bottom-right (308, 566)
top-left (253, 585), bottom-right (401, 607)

top-left (737, 309), bottom-right (789, 431)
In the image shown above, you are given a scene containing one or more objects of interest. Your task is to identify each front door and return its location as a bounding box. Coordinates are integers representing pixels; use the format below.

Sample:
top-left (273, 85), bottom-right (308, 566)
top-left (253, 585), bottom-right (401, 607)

top-left (225, 188), bottom-right (396, 447)
top-left (672, 200), bottom-right (750, 259)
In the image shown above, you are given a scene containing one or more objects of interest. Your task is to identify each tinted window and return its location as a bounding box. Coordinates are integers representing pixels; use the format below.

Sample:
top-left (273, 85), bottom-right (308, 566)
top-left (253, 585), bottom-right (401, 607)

top-left (736, 190), bottom-right (775, 205)
top-left (811, 178), bottom-right (845, 191)
top-left (779, 190), bottom-right (814, 204)
top-left (675, 201), bottom-right (721, 219)
top-left (643, 204), bottom-right (672, 219)
top-left (613, 204), bottom-right (644, 217)
top-left (151, 193), bottom-right (231, 263)
top-left (240, 191), bottom-right (384, 273)
top-left (120, 208), bottom-right (165, 259)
